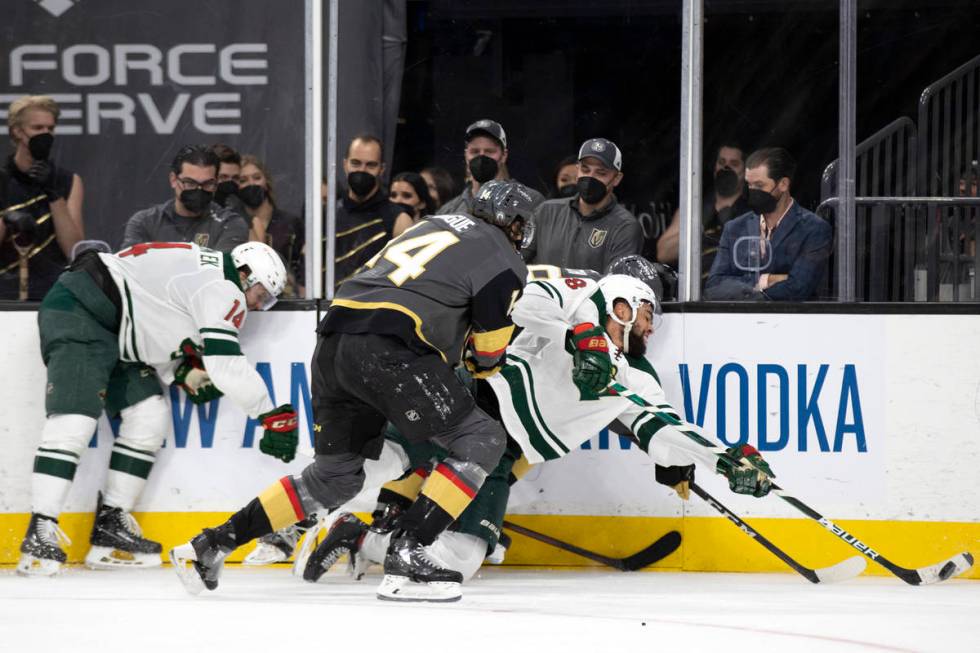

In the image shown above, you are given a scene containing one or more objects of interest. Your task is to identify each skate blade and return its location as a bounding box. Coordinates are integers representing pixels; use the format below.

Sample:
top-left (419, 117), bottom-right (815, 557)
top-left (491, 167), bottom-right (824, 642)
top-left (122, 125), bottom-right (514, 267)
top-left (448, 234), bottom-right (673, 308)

top-left (376, 574), bottom-right (461, 603)
top-left (169, 544), bottom-right (205, 596)
top-left (243, 543), bottom-right (289, 566)
top-left (16, 553), bottom-right (63, 577)
top-left (85, 546), bottom-right (162, 570)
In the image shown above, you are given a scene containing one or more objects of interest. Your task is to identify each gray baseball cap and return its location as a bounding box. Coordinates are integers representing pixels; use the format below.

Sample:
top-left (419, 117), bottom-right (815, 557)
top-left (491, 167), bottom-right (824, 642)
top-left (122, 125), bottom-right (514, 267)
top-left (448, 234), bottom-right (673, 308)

top-left (466, 119), bottom-right (507, 149)
top-left (578, 138), bottom-right (623, 171)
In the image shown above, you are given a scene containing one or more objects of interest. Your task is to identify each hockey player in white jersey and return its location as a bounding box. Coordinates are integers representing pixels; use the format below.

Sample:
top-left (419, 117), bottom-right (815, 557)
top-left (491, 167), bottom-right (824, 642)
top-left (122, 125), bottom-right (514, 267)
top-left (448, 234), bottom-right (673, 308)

top-left (18, 241), bottom-right (300, 576)
top-left (302, 256), bottom-right (775, 589)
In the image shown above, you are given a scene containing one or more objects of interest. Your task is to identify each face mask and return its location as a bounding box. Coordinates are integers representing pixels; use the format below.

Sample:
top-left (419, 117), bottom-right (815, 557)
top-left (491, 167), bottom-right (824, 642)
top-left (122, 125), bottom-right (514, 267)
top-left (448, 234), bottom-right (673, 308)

top-left (558, 183), bottom-right (578, 198)
top-left (180, 188), bottom-right (213, 215)
top-left (714, 168), bottom-right (741, 197)
top-left (347, 171), bottom-right (377, 197)
top-left (28, 133), bottom-right (54, 161)
top-left (469, 155), bottom-right (499, 184)
top-left (214, 180), bottom-right (238, 206)
top-left (577, 176), bottom-right (609, 205)
top-left (239, 184), bottom-right (266, 209)
top-left (747, 188), bottom-right (779, 215)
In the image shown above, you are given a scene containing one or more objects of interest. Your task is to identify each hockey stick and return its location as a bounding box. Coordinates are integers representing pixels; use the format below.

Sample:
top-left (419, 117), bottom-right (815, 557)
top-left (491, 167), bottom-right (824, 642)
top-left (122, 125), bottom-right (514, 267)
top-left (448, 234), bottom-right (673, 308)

top-left (689, 481), bottom-right (865, 583)
top-left (502, 519), bottom-right (680, 571)
top-left (608, 381), bottom-right (975, 585)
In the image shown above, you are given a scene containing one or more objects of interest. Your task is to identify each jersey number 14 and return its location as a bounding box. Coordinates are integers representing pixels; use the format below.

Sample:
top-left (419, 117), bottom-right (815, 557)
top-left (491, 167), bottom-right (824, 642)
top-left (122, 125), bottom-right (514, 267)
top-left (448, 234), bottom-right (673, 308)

top-left (366, 230), bottom-right (460, 286)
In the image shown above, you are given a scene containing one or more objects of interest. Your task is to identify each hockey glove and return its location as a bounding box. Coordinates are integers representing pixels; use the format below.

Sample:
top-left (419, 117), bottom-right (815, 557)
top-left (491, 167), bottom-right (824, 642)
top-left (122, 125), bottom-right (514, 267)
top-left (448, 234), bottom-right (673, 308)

top-left (173, 339), bottom-right (223, 404)
top-left (569, 323), bottom-right (613, 398)
top-left (716, 444), bottom-right (775, 498)
top-left (27, 161), bottom-right (63, 201)
top-left (259, 404), bottom-right (299, 463)
top-left (655, 464), bottom-right (695, 501)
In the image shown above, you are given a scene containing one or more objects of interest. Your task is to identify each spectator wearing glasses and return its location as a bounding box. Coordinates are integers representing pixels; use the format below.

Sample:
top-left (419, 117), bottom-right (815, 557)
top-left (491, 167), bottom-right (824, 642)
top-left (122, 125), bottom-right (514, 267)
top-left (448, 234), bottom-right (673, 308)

top-left (120, 145), bottom-right (248, 252)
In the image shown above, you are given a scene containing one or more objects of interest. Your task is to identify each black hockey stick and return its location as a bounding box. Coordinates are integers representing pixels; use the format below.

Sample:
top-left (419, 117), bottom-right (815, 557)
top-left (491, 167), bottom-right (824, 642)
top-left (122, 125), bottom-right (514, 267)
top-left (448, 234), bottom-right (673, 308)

top-left (609, 381), bottom-right (975, 585)
top-left (689, 481), bottom-right (865, 583)
top-left (502, 520), bottom-right (680, 571)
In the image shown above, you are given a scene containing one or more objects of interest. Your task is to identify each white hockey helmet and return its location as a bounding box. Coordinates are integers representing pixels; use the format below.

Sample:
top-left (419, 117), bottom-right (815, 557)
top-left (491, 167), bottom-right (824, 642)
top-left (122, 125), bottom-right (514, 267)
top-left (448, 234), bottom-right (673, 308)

top-left (596, 273), bottom-right (659, 353)
top-left (231, 241), bottom-right (287, 310)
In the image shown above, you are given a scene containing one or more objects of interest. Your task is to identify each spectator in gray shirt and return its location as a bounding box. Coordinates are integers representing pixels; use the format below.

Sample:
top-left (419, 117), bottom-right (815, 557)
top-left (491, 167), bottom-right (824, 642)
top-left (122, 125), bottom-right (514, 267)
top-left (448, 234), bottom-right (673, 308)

top-left (438, 119), bottom-right (544, 215)
top-left (522, 138), bottom-right (643, 272)
top-left (120, 145), bottom-right (247, 252)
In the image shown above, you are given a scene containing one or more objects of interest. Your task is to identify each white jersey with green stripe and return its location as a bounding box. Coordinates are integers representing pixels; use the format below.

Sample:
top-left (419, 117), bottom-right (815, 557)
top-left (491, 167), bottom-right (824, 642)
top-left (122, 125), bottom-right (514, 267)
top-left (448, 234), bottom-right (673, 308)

top-left (486, 277), bottom-right (702, 468)
top-left (99, 243), bottom-right (274, 418)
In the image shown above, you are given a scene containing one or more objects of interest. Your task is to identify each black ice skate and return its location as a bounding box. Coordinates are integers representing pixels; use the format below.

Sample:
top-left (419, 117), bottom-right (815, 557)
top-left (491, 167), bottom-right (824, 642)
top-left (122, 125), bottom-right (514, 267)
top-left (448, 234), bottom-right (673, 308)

top-left (85, 493), bottom-right (162, 570)
top-left (243, 515), bottom-right (318, 565)
top-left (170, 524), bottom-right (236, 595)
top-left (302, 512), bottom-right (368, 583)
top-left (377, 533), bottom-right (463, 603)
top-left (17, 513), bottom-right (71, 577)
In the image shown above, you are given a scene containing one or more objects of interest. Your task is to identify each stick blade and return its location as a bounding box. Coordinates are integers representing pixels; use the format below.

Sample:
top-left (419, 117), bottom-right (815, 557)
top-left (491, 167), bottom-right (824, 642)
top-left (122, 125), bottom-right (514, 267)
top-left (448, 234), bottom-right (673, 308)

top-left (620, 531), bottom-right (682, 571)
top-left (813, 555), bottom-right (866, 583)
top-left (913, 551), bottom-right (974, 585)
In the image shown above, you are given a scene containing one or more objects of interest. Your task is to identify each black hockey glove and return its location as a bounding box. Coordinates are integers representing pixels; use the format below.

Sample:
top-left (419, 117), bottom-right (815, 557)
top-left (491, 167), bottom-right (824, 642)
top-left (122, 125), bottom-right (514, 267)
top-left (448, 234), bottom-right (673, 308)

top-left (716, 444), bottom-right (775, 497)
top-left (259, 404), bottom-right (299, 463)
top-left (655, 464), bottom-right (695, 500)
top-left (27, 161), bottom-right (63, 201)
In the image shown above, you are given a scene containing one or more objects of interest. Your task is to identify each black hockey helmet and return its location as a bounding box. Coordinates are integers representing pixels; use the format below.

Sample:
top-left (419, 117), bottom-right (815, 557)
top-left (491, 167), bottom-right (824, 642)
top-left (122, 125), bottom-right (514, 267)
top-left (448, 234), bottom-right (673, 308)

top-left (488, 181), bottom-right (535, 228)
top-left (471, 179), bottom-right (506, 222)
top-left (606, 255), bottom-right (671, 302)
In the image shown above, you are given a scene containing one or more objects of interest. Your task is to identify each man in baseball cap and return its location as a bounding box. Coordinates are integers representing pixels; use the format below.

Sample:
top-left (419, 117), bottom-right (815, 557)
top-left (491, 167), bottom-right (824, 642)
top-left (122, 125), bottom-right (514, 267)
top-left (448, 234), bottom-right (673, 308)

top-left (522, 137), bottom-right (642, 272)
top-left (438, 118), bottom-right (544, 216)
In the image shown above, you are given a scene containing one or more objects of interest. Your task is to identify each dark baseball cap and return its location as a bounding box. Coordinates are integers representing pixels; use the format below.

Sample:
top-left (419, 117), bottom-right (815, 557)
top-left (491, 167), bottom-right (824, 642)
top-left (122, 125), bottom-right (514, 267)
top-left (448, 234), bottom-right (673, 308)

top-left (578, 138), bottom-right (623, 171)
top-left (465, 119), bottom-right (507, 149)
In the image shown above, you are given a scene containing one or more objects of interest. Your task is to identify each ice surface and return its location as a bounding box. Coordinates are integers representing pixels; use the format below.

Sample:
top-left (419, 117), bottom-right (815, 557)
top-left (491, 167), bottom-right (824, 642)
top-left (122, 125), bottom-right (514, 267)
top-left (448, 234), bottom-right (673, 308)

top-left (0, 566), bottom-right (977, 653)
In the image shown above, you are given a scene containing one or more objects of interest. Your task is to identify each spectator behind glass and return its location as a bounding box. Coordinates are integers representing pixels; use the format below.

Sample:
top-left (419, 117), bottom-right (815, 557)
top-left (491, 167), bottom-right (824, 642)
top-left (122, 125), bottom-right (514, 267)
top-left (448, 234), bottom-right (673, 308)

top-left (334, 134), bottom-right (411, 286)
top-left (523, 138), bottom-right (643, 272)
top-left (657, 142), bottom-right (751, 280)
top-left (438, 119), bottom-right (545, 215)
top-left (389, 171), bottom-right (437, 236)
top-left (239, 155), bottom-right (304, 297)
top-left (421, 166), bottom-right (455, 209)
top-left (120, 145), bottom-right (247, 252)
top-left (705, 147), bottom-right (832, 301)
top-left (0, 95), bottom-right (85, 300)
top-left (552, 155), bottom-right (579, 198)
top-left (209, 143), bottom-right (248, 219)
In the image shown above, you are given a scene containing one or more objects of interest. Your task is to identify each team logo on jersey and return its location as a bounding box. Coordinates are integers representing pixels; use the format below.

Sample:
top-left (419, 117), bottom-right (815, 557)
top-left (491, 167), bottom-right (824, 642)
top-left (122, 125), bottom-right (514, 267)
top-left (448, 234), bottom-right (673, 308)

top-left (405, 409), bottom-right (421, 422)
top-left (194, 233), bottom-right (210, 247)
top-left (588, 228), bottom-right (608, 248)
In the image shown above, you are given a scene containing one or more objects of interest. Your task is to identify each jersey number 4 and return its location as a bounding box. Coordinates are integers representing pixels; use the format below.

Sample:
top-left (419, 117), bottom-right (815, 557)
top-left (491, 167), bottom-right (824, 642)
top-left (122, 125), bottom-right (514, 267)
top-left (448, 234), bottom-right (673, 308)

top-left (367, 231), bottom-right (460, 286)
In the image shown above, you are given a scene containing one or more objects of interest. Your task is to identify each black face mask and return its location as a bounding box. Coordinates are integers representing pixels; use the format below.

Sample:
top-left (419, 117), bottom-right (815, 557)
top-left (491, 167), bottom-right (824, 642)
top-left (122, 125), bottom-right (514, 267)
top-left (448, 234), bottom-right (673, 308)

top-left (747, 188), bottom-right (779, 215)
top-left (347, 171), bottom-right (377, 197)
top-left (214, 181), bottom-right (238, 206)
top-left (28, 133), bottom-right (54, 161)
top-left (558, 183), bottom-right (578, 198)
top-left (180, 188), bottom-right (213, 215)
top-left (714, 168), bottom-right (741, 197)
top-left (469, 155), bottom-right (499, 184)
top-left (577, 176), bottom-right (609, 205)
top-left (239, 184), bottom-right (267, 209)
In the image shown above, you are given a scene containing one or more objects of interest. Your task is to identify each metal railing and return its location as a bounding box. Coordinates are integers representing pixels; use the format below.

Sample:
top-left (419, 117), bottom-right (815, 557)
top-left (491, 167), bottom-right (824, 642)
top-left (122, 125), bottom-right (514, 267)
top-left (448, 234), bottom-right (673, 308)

top-left (818, 196), bottom-right (980, 301)
top-left (821, 117), bottom-right (917, 201)
top-left (918, 53), bottom-right (980, 200)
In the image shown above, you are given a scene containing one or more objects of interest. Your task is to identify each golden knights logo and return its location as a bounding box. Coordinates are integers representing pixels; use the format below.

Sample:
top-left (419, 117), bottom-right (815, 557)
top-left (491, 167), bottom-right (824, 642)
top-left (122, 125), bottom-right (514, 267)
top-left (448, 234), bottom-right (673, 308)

top-left (194, 233), bottom-right (210, 247)
top-left (588, 228), bottom-right (608, 248)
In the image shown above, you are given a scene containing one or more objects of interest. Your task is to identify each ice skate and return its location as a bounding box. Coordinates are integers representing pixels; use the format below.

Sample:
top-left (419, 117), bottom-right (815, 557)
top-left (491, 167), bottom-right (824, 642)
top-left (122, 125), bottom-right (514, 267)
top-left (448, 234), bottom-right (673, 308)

top-left (377, 533), bottom-right (463, 603)
top-left (302, 512), bottom-right (368, 582)
top-left (243, 516), bottom-right (316, 565)
top-left (170, 524), bottom-right (235, 595)
top-left (17, 514), bottom-right (71, 577)
top-left (85, 493), bottom-right (162, 569)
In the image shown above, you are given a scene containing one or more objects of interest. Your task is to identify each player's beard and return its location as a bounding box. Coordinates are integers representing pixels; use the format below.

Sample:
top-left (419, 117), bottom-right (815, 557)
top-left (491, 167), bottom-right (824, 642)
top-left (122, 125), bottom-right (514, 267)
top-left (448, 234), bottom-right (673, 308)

top-left (627, 325), bottom-right (647, 357)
